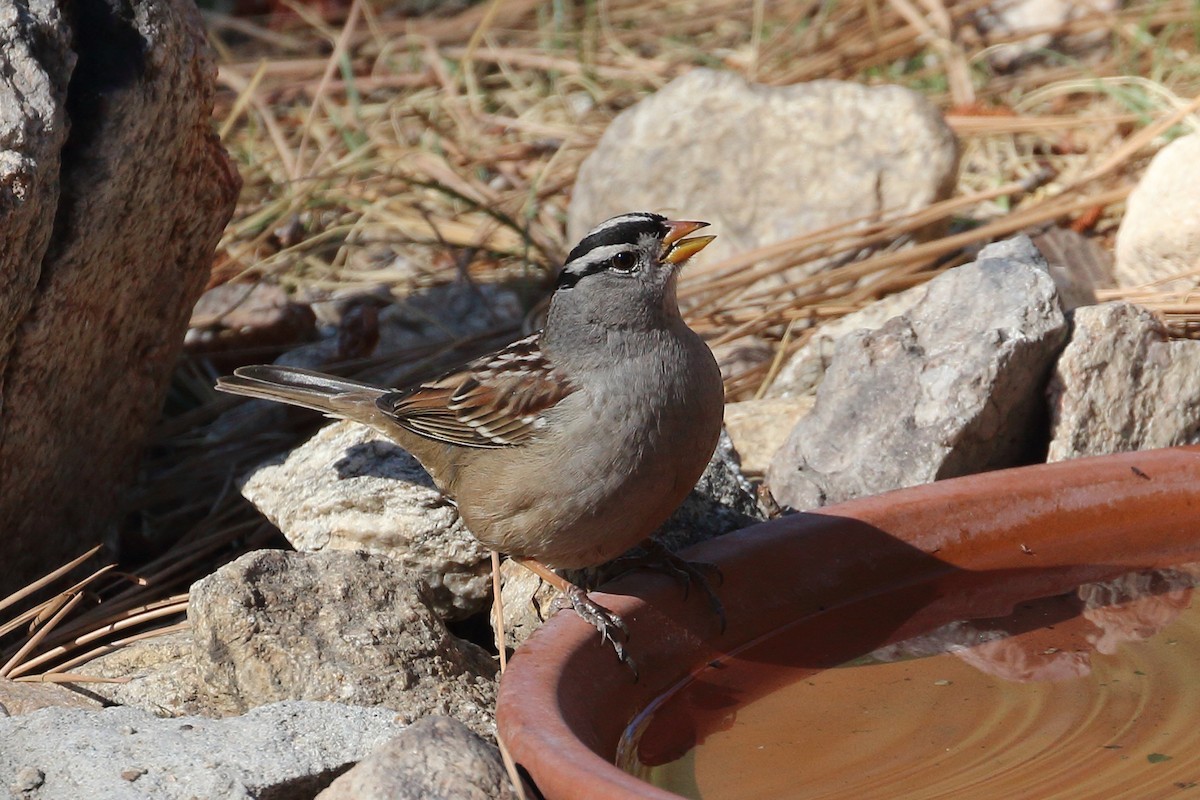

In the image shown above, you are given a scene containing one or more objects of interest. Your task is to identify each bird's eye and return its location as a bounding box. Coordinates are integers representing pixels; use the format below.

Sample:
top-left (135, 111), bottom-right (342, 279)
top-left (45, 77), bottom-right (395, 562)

top-left (609, 251), bottom-right (636, 272)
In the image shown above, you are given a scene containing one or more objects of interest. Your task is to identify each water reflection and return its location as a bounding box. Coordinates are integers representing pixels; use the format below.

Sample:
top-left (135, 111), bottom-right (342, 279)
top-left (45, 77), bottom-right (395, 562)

top-left (625, 563), bottom-right (1200, 799)
top-left (874, 565), bottom-right (1200, 684)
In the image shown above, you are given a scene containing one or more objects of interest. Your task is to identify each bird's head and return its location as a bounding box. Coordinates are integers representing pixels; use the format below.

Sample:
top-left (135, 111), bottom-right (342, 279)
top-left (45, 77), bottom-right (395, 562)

top-left (549, 212), bottom-right (715, 331)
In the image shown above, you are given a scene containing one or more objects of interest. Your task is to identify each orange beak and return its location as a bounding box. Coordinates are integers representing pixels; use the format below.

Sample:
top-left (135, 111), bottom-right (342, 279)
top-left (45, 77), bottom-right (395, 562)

top-left (662, 219), bottom-right (716, 265)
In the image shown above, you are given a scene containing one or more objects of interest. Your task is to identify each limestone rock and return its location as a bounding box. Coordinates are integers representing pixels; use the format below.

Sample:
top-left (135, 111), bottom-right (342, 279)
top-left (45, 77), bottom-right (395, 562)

top-left (723, 397), bottom-right (815, 476)
top-left (569, 70), bottom-right (958, 277)
top-left (0, 0), bottom-right (71, 381)
top-left (70, 630), bottom-right (204, 717)
top-left (0, 678), bottom-right (100, 717)
top-left (767, 236), bottom-right (1068, 509)
top-left (1115, 133), bottom-right (1200, 287)
top-left (0, 701), bottom-right (407, 800)
top-left (496, 560), bottom-right (556, 653)
top-left (767, 283), bottom-right (929, 399)
top-left (0, 0), bottom-right (240, 594)
top-left (766, 229), bottom-right (1110, 402)
top-left (317, 716), bottom-right (519, 800)
top-left (1048, 302), bottom-right (1200, 460)
top-left (241, 421), bottom-right (492, 620)
top-left (189, 550), bottom-right (497, 736)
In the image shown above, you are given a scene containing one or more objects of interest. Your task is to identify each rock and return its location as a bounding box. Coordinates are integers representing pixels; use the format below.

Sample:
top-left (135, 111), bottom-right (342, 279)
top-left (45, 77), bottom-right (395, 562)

top-left (0, 0), bottom-right (240, 594)
top-left (0, 701), bottom-right (407, 800)
top-left (0, 678), bottom-right (100, 717)
top-left (1030, 226), bottom-right (1115, 310)
top-left (373, 283), bottom-right (524, 359)
top-left (498, 432), bottom-right (767, 649)
top-left (186, 282), bottom-right (317, 366)
top-left (316, 716), bottom-right (518, 800)
top-left (1047, 302), bottom-right (1200, 461)
top-left (972, 0), bottom-right (1118, 70)
top-left (0, 0), bottom-right (69, 383)
top-left (767, 229), bottom-right (1109, 402)
top-left (1115, 133), bottom-right (1200, 287)
top-left (723, 397), bottom-right (815, 476)
top-left (767, 236), bottom-right (1068, 510)
top-left (189, 550), bottom-right (497, 735)
top-left (569, 70), bottom-right (958, 278)
top-left (767, 283), bottom-right (929, 399)
top-left (496, 560), bottom-right (555, 652)
top-left (279, 282), bottom-right (525, 380)
top-left (241, 421), bottom-right (492, 619)
top-left (70, 630), bottom-right (204, 717)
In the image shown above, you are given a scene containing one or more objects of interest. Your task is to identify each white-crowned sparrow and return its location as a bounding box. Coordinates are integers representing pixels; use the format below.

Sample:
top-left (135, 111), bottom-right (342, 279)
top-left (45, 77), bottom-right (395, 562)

top-left (216, 212), bottom-right (725, 663)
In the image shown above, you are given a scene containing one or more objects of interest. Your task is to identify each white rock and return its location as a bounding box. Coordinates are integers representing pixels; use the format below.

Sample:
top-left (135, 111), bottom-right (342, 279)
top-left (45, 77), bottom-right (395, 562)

top-left (570, 70), bottom-right (958, 280)
top-left (1048, 302), bottom-right (1200, 460)
top-left (767, 236), bottom-right (1068, 509)
top-left (1115, 133), bottom-right (1200, 287)
top-left (242, 421), bottom-right (491, 619)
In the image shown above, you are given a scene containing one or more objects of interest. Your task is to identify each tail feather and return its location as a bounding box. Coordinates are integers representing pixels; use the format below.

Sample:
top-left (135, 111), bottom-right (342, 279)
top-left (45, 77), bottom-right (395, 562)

top-left (215, 365), bottom-right (388, 419)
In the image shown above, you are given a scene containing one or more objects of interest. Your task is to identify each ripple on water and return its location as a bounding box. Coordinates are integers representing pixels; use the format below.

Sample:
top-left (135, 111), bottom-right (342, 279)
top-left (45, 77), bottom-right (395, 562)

top-left (621, 563), bottom-right (1200, 800)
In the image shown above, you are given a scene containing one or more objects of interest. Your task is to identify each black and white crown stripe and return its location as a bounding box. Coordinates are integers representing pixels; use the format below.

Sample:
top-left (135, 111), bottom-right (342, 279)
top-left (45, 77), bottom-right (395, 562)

top-left (579, 211), bottom-right (665, 238)
top-left (557, 212), bottom-right (670, 289)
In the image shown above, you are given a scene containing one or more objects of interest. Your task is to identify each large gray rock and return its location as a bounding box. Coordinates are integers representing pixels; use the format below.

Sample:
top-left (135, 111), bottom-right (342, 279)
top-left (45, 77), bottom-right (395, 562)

top-left (569, 70), bottom-right (958, 275)
top-left (766, 227), bottom-right (1111, 402)
top-left (316, 716), bottom-right (518, 800)
top-left (723, 397), bottom-right (814, 477)
top-left (1115, 133), bottom-right (1200, 287)
top-left (0, 0), bottom-right (240, 593)
top-left (70, 630), bottom-right (205, 717)
top-left (766, 283), bottom-right (930, 400)
top-left (189, 550), bottom-right (497, 736)
top-left (767, 236), bottom-right (1068, 509)
top-left (0, 701), bottom-right (407, 800)
top-left (241, 421), bottom-right (492, 620)
top-left (1048, 302), bottom-right (1200, 460)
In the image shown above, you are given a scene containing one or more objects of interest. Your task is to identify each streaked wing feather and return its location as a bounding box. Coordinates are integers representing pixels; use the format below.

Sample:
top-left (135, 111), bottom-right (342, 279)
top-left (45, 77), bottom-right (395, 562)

top-left (377, 334), bottom-right (573, 448)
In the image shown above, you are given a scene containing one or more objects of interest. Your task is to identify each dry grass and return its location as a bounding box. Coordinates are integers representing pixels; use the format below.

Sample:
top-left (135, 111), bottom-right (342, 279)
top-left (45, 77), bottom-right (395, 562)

top-left (5, 0), bottom-right (1200, 680)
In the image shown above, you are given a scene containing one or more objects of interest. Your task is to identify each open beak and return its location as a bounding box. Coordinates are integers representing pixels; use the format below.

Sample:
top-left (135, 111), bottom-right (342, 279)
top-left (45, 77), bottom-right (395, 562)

top-left (662, 219), bottom-right (716, 265)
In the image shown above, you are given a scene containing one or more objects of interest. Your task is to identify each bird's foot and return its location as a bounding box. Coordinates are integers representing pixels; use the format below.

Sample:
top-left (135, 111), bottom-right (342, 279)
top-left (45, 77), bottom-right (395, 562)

top-left (613, 539), bottom-right (726, 632)
top-left (558, 583), bottom-right (637, 676)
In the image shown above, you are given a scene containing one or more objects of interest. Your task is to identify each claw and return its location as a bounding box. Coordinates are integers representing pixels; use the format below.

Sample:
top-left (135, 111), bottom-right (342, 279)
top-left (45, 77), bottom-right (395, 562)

top-left (613, 539), bottom-right (727, 633)
top-left (561, 584), bottom-right (638, 677)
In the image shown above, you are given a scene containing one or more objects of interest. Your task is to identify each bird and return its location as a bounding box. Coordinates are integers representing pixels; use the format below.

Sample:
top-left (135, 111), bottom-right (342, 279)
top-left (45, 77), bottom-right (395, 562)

top-left (215, 212), bottom-right (725, 664)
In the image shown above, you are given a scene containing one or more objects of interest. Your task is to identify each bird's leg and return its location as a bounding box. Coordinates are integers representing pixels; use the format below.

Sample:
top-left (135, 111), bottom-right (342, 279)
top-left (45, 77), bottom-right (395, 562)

top-left (512, 557), bottom-right (634, 670)
top-left (609, 539), bottom-right (726, 632)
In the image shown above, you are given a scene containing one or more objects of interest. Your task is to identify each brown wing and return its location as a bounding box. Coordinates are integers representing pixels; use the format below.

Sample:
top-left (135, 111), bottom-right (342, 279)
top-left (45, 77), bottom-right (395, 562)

top-left (376, 333), bottom-right (574, 449)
